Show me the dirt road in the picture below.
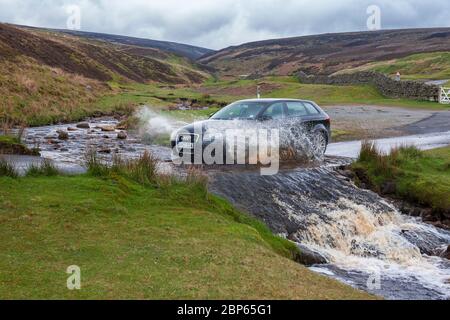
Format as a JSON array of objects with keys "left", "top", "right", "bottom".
[{"left": 323, "top": 105, "right": 450, "bottom": 141}]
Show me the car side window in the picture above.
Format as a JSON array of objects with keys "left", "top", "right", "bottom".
[
  {"left": 263, "top": 102, "right": 285, "bottom": 119},
  {"left": 304, "top": 102, "right": 320, "bottom": 115},
  {"left": 286, "top": 102, "right": 308, "bottom": 117}
]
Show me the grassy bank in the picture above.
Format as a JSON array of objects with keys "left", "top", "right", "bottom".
[
  {"left": 0, "top": 135, "right": 39, "bottom": 156},
  {"left": 352, "top": 144, "right": 450, "bottom": 213},
  {"left": 0, "top": 156, "right": 372, "bottom": 300}
]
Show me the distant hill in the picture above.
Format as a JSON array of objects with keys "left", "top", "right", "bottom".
[
  {"left": 199, "top": 28, "right": 450, "bottom": 77},
  {"left": 334, "top": 51, "right": 450, "bottom": 81},
  {"left": 0, "top": 23, "right": 210, "bottom": 84},
  {"left": 0, "top": 23, "right": 210, "bottom": 125},
  {"left": 27, "top": 27, "right": 214, "bottom": 60}
]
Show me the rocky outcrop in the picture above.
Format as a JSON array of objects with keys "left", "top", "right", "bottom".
[
  {"left": 297, "top": 71, "right": 440, "bottom": 101},
  {"left": 296, "top": 244, "right": 328, "bottom": 266}
]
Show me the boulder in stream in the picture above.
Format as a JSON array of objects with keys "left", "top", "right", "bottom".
[
  {"left": 76, "top": 122, "right": 90, "bottom": 129},
  {"left": 57, "top": 130, "right": 69, "bottom": 141},
  {"left": 117, "top": 131, "right": 128, "bottom": 140},
  {"left": 100, "top": 125, "right": 116, "bottom": 132}
]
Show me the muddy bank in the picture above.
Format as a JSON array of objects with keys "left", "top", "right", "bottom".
[{"left": 0, "top": 138, "right": 40, "bottom": 156}]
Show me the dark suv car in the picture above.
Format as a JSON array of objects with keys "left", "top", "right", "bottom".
[{"left": 171, "top": 99, "right": 331, "bottom": 162}]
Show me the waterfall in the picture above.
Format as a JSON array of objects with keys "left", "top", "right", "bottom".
[{"left": 209, "top": 164, "right": 450, "bottom": 299}]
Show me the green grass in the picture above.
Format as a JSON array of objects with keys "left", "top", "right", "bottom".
[
  {"left": 340, "top": 52, "right": 450, "bottom": 81},
  {"left": 0, "top": 155, "right": 373, "bottom": 299},
  {"left": 331, "top": 129, "right": 355, "bottom": 142},
  {"left": 162, "top": 107, "right": 220, "bottom": 122},
  {"left": 0, "top": 135, "right": 20, "bottom": 144},
  {"left": 352, "top": 144, "right": 450, "bottom": 212}
]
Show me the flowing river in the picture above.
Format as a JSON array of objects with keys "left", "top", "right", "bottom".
[
  {"left": 209, "top": 166, "right": 450, "bottom": 300},
  {"left": 11, "top": 116, "right": 450, "bottom": 300}
]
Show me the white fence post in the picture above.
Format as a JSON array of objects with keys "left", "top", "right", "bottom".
[{"left": 439, "top": 87, "right": 450, "bottom": 104}]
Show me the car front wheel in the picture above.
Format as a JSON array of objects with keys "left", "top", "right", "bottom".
[{"left": 311, "top": 131, "right": 328, "bottom": 157}]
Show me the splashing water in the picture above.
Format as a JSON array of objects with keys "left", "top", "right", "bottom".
[
  {"left": 135, "top": 106, "right": 187, "bottom": 143},
  {"left": 183, "top": 117, "right": 322, "bottom": 163},
  {"left": 209, "top": 166, "right": 450, "bottom": 300},
  {"left": 297, "top": 199, "right": 450, "bottom": 299}
]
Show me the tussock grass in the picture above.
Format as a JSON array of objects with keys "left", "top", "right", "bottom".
[
  {"left": 0, "top": 158, "right": 18, "bottom": 178},
  {"left": 111, "top": 152, "right": 158, "bottom": 187},
  {"left": 85, "top": 149, "right": 158, "bottom": 186},
  {"left": 84, "top": 147, "right": 110, "bottom": 177},
  {"left": 26, "top": 159, "right": 60, "bottom": 177},
  {"left": 184, "top": 166, "right": 209, "bottom": 196},
  {"left": 85, "top": 149, "right": 209, "bottom": 191}
]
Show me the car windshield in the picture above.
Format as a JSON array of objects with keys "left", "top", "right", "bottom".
[{"left": 211, "top": 102, "right": 267, "bottom": 120}]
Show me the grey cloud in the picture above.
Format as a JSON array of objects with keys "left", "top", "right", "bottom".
[{"left": 0, "top": 0, "right": 449, "bottom": 49}]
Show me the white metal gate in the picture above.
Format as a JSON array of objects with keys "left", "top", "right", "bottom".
[{"left": 439, "top": 87, "right": 450, "bottom": 104}]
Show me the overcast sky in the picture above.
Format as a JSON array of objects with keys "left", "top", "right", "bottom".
[{"left": 0, "top": 0, "right": 449, "bottom": 49}]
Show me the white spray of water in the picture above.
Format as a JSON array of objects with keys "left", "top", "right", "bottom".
[
  {"left": 135, "top": 106, "right": 187, "bottom": 140},
  {"left": 199, "top": 118, "right": 321, "bottom": 163},
  {"left": 294, "top": 198, "right": 450, "bottom": 298}
]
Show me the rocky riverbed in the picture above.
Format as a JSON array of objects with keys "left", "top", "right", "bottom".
[{"left": 20, "top": 116, "right": 173, "bottom": 169}]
